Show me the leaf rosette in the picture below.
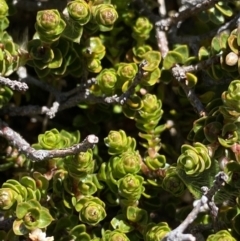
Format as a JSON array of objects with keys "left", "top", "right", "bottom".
[
  {"left": 32, "top": 129, "right": 80, "bottom": 150},
  {"left": 132, "top": 44, "right": 152, "bottom": 63},
  {"left": 222, "top": 80, "right": 240, "bottom": 112},
  {"left": 206, "top": 230, "right": 236, "bottom": 241},
  {"left": 145, "top": 222, "right": 171, "bottom": 241},
  {"left": 117, "top": 174, "right": 144, "bottom": 201},
  {"left": 67, "top": 0, "right": 91, "bottom": 25},
  {"left": 35, "top": 10, "right": 66, "bottom": 43},
  {"left": 220, "top": 80, "right": 240, "bottom": 121},
  {"left": 104, "top": 130, "right": 136, "bottom": 155},
  {"left": 64, "top": 149, "right": 95, "bottom": 178},
  {"left": 218, "top": 123, "right": 238, "bottom": 147},
  {"left": 13, "top": 199, "right": 53, "bottom": 235},
  {"left": 0, "top": 188, "right": 18, "bottom": 210},
  {"left": 96, "top": 68, "right": 117, "bottom": 95},
  {"left": 0, "top": 0, "right": 8, "bottom": 19},
  {"left": 162, "top": 167, "right": 186, "bottom": 196},
  {"left": 145, "top": 154, "right": 166, "bottom": 170},
  {"left": 82, "top": 37, "right": 106, "bottom": 60},
  {"left": 135, "top": 94, "right": 163, "bottom": 132},
  {"left": 109, "top": 150, "right": 141, "bottom": 179},
  {"left": 75, "top": 197, "right": 106, "bottom": 225},
  {"left": 126, "top": 206, "right": 148, "bottom": 224},
  {"left": 177, "top": 142, "right": 211, "bottom": 176},
  {"left": 77, "top": 174, "right": 100, "bottom": 196},
  {"left": 92, "top": 4, "right": 118, "bottom": 31},
  {"left": 132, "top": 17, "right": 153, "bottom": 41},
  {"left": 103, "top": 230, "right": 130, "bottom": 241},
  {"left": 115, "top": 62, "right": 138, "bottom": 81}
]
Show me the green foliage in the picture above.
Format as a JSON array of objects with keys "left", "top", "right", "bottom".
[
  {"left": 35, "top": 10, "right": 66, "bottom": 44},
  {"left": 145, "top": 222, "right": 171, "bottom": 241},
  {"left": 198, "top": 2, "right": 233, "bottom": 25},
  {"left": 117, "top": 173, "right": 144, "bottom": 201},
  {"left": 102, "top": 230, "right": 130, "bottom": 241},
  {"left": 64, "top": 149, "right": 95, "bottom": 178},
  {"left": 1, "top": 0, "right": 240, "bottom": 240},
  {"left": 96, "top": 68, "right": 117, "bottom": 95},
  {"left": 132, "top": 17, "right": 153, "bottom": 41},
  {"left": 32, "top": 128, "right": 80, "bottom": 150},
  {"left": 206, "top": 230, "right": 236, "bottom": 241},
  {"left": 0, "top": 86, "right": 12, "bottom": 107},
  {"left": 220, "top": 80, "right": 240, "bottom": 122},
  {"left": 66, "top": 0, "right": 91, "bottom": 25},
  {"left": 177, "top": 142, "right": 211, "bottom": 177},
  {"left": 75, "top": 196, "right": 106, "bottom": 225},
  {"left": 104, "top": 129, "right": 136, "bottom": 155},
  {"left": 92, "top": 4, "right": 118, "bottom": 31},
  {"left": 13, "top": 199, "right": 53, "bottom": 235}
]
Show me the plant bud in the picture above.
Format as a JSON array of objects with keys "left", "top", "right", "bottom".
[{"left": 225, "top": 52, "right": 238, "bottom": 66}]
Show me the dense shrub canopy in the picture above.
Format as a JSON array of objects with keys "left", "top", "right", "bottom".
[{"left": 0, "top": 0, "right": 240, "bottom": 240}]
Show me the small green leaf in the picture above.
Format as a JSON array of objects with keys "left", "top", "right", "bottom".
[
  {"left": 20, "top": 177, "right": 36, "bottom": 191},
  {"left": 186, "top": 73, "right": 197, "bottom": 87},
  {"left": 237, "top": 27, "right": 240, "bottom": 47},
  {"left": 62, "top": 21, "right": 83, "bottom": 43},
  {"left": 141, "top": 68, "right": 161, "bottom": 86},
  {"left": 163, "top": 51, "right": 183, "bottom": 70},
  {"left": 13, "top": 219, "right": 28, "bottom": 235},
  {"left": 70, "top": 224, "right": 86, "bottom": 236},
  {"left": 111, "top": 214, "right": 134, "bottom": 233},
  {"left": 219, "top": 32, "right": 229, "bottom": 49},
  {"left": 34, "top": 66, "right": 50, "bottom": 78},
  {"left": 174, "top": 45, "right": 189, "bottom": 62},
  {"left": 211, "top": 36, "right": 221, "bottom": 53},
  {"left": 16, "top": 202, "right": 31, "bottom": 219},
  {"left": 215, "top": 2, "right": 233, "bottom": 17},
  {"left": 228, "top": 32, "right": 238, "bottom": 53},
  {"left": 177, "top": 159, "right": 219, "bottom": 198},
  {"left": 48, "top": 48, "right": 63, "bottom": 69},
  {"left": 142, "top": 51, "right": 161, "bottom": 71},
  {"left": 209, "top": 7, "right": 224, "bottom": 25},
  {"left": 126, "top": 206, "right": 148, "bottom": 224},
  {"left": 198, "top": 46, "right": 210, "bottom": 61},
  {"left": 38, "top": 209, "right": 54, "bottom": 228}
]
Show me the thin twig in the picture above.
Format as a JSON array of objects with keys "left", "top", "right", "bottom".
[
  {"left": 0, "top": 119, "right": 98, "bottom": 162},
  {"left": 162, "top": 172, "right": 228, "bottom": 241},
  {"left": 175, "top": 55, "right": 220, "bottom": 73},
  {"left": 0, "top": 61, "right": 147, "bottom": 117},
  {"left": 44, "top": 101, "right": 60, "bottom": 119},
  {"left": 0, "top": 76, "right": 28, "bottom": 91},
  {"left": 22, "top": 74, "right": 66, "bottom": 102},
  {"left": 155, "top": 0, "right": 234, "bottom": 31},
  {"left": 132, "top": 0, "right": 169, "bottom": 57},
  {"left": 171, "top": 56, "right": 220, "bottom": 116}
]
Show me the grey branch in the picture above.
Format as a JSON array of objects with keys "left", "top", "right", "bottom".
[
  {"left": 162, "top": 172, "right": 228, "bottom": 241},
  {"left": 171, "top": 56, "right": 220, "bottom": 116},
  {"left": 171, "top": 65, "right": 206, "bottom": 117},
  {"left": 0, "top": 119, "right": 98, "bottom": 162},
  {"left": 173, "top": 55, "right": 220, "bottom": 73},
  {"left": 155, "top": 0, "right": 231, "bottom": 31},
  {"left": 0, "top": 61, "right": 147, "bottom": 117},
  {"left": 43, "top": 101, "right": 60, "bottom": 118},
  {"left": 0, "top": 76, "right": 28, "bottom": 91}
]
